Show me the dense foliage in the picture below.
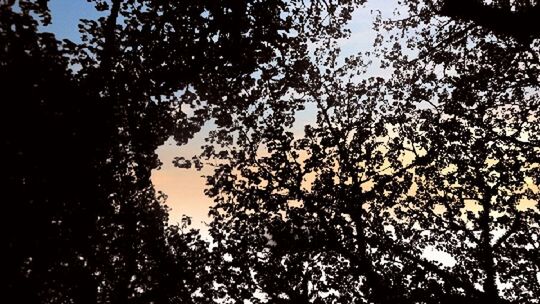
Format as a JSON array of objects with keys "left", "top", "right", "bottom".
[
  {"left": 2, "top": 0, "right": 539, "bottom": 303},
  {"left": 2, "top": 0, "right": 362, "bottom": 303},
  {"left": 202, "top": 0, "right": 540, "bottom": 303}
]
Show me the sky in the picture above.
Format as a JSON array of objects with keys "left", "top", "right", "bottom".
[
  {"left": 44, "top": 0, "right": 399, "bottom": 230},
  {"left": 28, "top": 0, "right": 540, "bottom": 277},
  {"left": 41, "top": 0, "right": 505, "bottom": 267},
  {"left": 42, "top": 0, "right": 102, "bottom": 42},
  {"left": 151, "top": 0, "right": 399, "bottom": 231}
]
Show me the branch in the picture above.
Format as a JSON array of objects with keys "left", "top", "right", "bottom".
[
  {"left": 439, "top": 0, "right": 540, "bottom": 44},
  {"left": 493, "top": 211, "right": 522, "bottom": 249},
  {"left": 101, "top": 0, "right": 121, "bottom": 74},
  {"left": 365, "top": 233, "right": 511, "bottom": 302}
]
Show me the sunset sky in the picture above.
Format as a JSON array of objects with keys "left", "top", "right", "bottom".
[
  {"left": 151, "top": 1, "right": 400, "bottom": 229},
  {"left": 39, "top": 0, "right": 540, "bottom": 270},
  {"left": 45, "top": 0, "right": 398, "bottom": 230}
]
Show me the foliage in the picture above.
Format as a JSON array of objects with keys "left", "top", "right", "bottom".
[
  {"left": 3, "top": 0, "right": 539, "bottom": 303},
  {"left": 2, "top": 0, "right": 364, "bottom": 303},
  {"left": 201, "top": 1, "right": 540, "bottom": 303}
]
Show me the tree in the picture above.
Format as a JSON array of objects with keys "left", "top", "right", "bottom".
[
  {"left": 202, "top": 44, "right": 432, "bottom": 302},
  {"left": 2, "top": 0, "right": 365, "bottom": 303},
  {"left": 1, "top": 2, "right": 177, "bottom": 301},
  {"left": 380, "top": 12, "right": 540, "bottom": 302},
  {"left": 202, "top": 0, "right": 540, "bottom": 302},
  {"left": 437, "top": 0, "right": 540, "bottom": 44},
  {"left": 378, "top": 2, "right": 540, "bottom": 301}
]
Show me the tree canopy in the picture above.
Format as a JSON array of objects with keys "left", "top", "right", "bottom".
[
  {"left": 3, "top": 0, "right": 539, "bottom": 303},
  {"left": 201, "top": 1, "right": 540, "bottom": 303}
]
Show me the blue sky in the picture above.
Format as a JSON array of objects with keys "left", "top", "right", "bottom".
[{"left": 42, "top": 0, "right": 101, "bottom": 43}]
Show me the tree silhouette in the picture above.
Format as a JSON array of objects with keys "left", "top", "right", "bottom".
[
  {"left": 380, "top": 14, "right": 540, "bottom": 302},
  {"left": 437, "top": 0, "right": 540, "bottom": 44},
  {"left": 202, "top": 45, "right": 427, "bottom": 302},
  {"left": 202, "top": 1, "right": 540, "bottom": 302},
  {"left": 2, "top": 2, "right": 175, "bottom": 302},
  {"left": 2, "top": 0, "right": 364, "bottom": 303},
  {"left": 4, "top": 0, "right": 539, "bottom": 303}
]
